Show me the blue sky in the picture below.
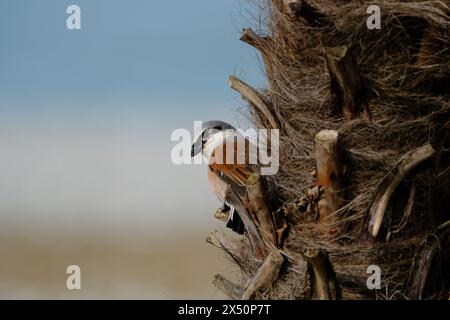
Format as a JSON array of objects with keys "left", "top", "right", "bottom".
[
  {"left": 0, "top": 0, "right": 264, "bottom": 124},
  {"left": 0, "top": 0, "right": 265, "bottom": 235},
  {"left": 0, "top": 0, "right": 269, "bottom": 299}
]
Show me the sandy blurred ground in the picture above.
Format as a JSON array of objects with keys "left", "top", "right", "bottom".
[
  {"left": 0, "top": 129, "right": 243, "bottom": 299},
  {"left": 0, "top": 230, "right": 238, "bottom": 299}
]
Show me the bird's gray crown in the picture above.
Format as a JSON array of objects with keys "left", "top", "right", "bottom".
[{"left": 191, "top": 120, "right": 235, "bottom": 157}]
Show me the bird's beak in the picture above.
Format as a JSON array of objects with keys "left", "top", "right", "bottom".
[{"left": 191, "top": 138, "right": 203, "bottom": 157}]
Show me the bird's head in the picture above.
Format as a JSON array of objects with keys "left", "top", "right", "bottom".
[{"left": 191, "top": 120, "right": 234, "bottom": 157}]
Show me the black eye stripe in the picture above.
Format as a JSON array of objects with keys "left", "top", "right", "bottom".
[{"left": 202, "top": 127, "right": 220, "bottom": 141}]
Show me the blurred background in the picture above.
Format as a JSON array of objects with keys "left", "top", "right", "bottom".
[{"left": 0, "top": 0, "right": 265, "bottom": 298}]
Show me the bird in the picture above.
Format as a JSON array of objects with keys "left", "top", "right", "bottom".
[{"left": 191, "top": 120, "right": 258, "bottom": 235}]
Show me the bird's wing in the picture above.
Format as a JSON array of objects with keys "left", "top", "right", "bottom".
[
  {"left": 209, "top": 133, "right": 259, "bottom": 197},
  {"left": 210, "top": 166, "right": 246, "bottom": 199}
]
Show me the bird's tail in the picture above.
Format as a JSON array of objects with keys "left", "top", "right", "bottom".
[{"left": 224, "top": 202, "right": 245, "bottom": 235}]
